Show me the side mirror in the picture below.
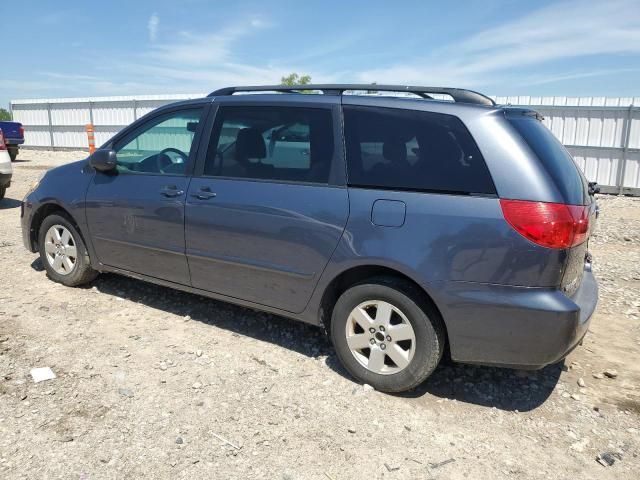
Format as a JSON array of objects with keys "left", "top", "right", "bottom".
[{"left": 89, "top": 149, "right": 117, "bottom": 172}]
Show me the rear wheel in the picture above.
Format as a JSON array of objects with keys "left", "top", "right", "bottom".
[
  {"left": 330, "top": 277, "right": 445, "bottom": 393},
  {"left": 0, "top": 187, "right": 5, "bottom": 199},
  {"left": 38, "top": 214, "right": 98, "bottom": 286},
  {"left": 8, "top": 147, "right": 18, "bottom": 162}
]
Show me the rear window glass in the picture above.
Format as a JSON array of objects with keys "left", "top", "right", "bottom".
[
  {"left": 343, "top": 105, "right": 495, "bottom": 195},
  {"left": 507, "top": 115, "right": 588, "bottom": 205}
]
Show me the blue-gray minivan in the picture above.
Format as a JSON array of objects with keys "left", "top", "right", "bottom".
[{"left": 21, "top": 85, "right": 598, "bottom": 392}]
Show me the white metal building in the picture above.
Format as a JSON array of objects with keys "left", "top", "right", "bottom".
[{"left": 10, "top": 93, "right": 640, "bottom": 195}]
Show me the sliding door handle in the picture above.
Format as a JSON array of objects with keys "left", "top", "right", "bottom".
[
  {"left": 191, "top": 190, "right": 217, "bottom": 200},
  {"left": 160, "top": 186, "right": 184, "bottom": 197}
]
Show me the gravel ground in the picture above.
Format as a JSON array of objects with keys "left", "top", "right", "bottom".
[{"left": 1, "top": 150, "right": 639, "bottom": 479}]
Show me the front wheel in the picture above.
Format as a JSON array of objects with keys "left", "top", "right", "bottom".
[
  {"left": 38, "top": 214, "right": 98, "bottom": 286},
  {"left": 330, "top": 278, "right": 445, "bottom": 393},
  {"left": 0, "top": 186, "right": 5, "bottom": 200}
]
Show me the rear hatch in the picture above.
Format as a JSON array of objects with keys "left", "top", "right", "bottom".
[
  {"left": 0, "top": 121, "right": 24, "bottom": 143},
  {"left": 504, "top": 111, "right": 595, "bottom": 296}
]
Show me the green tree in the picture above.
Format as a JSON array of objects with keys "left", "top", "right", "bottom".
[
  {"left": 0, "top": 108, "right": 11, "bottom": 121},
  {"left": 280, "top": 73, "right": 312, "bottom": 86}
]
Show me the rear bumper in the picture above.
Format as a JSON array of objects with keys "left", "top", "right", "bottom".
[
  {"left": 6, "top": 139, "right": 24, "bottom": 146},
  {"left": 432, "top": 263, "right": 598, "bottom": 369}
]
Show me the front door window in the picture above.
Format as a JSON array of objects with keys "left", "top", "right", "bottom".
[{"left": 114, "top": 108, "right": 203, "bottom": 175}]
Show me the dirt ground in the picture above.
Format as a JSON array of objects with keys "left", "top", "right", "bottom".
[{"left": 1, "top": 150, "right": 639, "bottom": 480}]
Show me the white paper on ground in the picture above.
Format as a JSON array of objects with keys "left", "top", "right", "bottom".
[{"left": 30, "top": 367, "right": 56, "bottom": 383}]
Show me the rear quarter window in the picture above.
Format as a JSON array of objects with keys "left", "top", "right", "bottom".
[
  {"left": 507, "top": 114, "right": 588, "bottom": 205},
  {"left": 343, "top": 105, "right": 495, "bottom": 195}
]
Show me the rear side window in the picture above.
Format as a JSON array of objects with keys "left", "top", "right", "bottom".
[
  {"left": 343, "top": 105, "right": 495, "bottom": 195},
  {"left": 204, "top": 106, "right": 334, "bottom": 184},
  {"left": 507, "top": 115, "right": 588, "bottom": 205}
]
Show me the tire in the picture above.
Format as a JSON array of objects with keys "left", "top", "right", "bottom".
[
  {"left": 330, "top": 277, "right": 445, "bottom": 393},
  {"left": 8, "top": 147, "right": 17, "bottom": 162},
  {"left": 0, "top": 187, "right": 5, "bottom": 200},
  {"left": 38, "top": 213, "right": 98, "bottom": 287}
]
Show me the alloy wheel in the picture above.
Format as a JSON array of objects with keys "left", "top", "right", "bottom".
[
  {"left": 345, "top": 300, "right": 416, "bottom": 375},
  {"left": 44, "top": 225, "right": 78, "bottom": 275}
]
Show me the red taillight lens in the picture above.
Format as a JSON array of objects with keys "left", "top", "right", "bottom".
[
  {"left": 19, "top": 126, "right": 24, "bottom": 137},
  {"left": 0, "top": 129, "right": 6, "bottom": 150},
  {"left": 500, "top": 199, "right": 589, "bottom": 249}
]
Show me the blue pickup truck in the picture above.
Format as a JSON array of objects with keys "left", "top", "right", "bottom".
[{"left": 0, "top": 121, "right": 24, "bottom": 161}]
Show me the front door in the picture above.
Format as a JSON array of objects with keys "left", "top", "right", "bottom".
[
  {"left": 185, "top": 101, "right": 349, "bottom": 313},
  {"left": 85, "top": 106, "right": 205, "bottom": 284}
]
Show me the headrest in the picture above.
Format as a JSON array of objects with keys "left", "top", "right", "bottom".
[
  {"left": 383, "top": 139, "right": 407, "bottom": 163},
  {"left": 236, "top": 128, "right": 266, "bottom": 161},
  {"left": 418, "top": 127, "right": 462, "bottom": 163}
]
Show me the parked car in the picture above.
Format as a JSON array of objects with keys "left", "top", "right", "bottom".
[
  {"left": 0, "top": 129, "right": 13, "bottom": 199},
  {"left": 21, "top": 84, "right": 598, "bottom": 392},
  {"left": 0, "top": 120, "right": 24, "bottom": 161}
]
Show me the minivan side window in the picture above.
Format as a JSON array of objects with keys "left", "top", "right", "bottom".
[
  {"left": 203, "top": 106, "right": 334, "bottom": 184},
  {"left": 343, "top": 105, "right": 495, "bottom": 195},
  {"left": 113, "top": 108, "right": 204, "bottom": 176}
]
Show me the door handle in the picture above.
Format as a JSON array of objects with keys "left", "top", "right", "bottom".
[
  {"left": 190, "top": 187, "right": 217, "bottom": 200},
  {"left": 160, "top": 186, "right": 184, "bottom": 197},
  {"left": 191, "top": 190, "right": 217, "bottom": 200}
]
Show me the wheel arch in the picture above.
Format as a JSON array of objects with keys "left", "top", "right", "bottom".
[
  {"left": 29, "top": 202, "right": 85, "bottom": 252},
  {"left": 317, "top": 264, "right": 449, "bottom": 348}
]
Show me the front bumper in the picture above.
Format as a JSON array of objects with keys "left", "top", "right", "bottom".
[
  {"left": 0, "top": 173, "right": 11, "bottom": 188},
  {"left": 21, "top": 194, "right": 37, "bottom": 252},
  {"left": 433, "top": 263, "right": 598, "bottom": 369}
]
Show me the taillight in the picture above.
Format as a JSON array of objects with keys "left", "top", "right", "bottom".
[
  {"left": 500, "top": 199, "right": 589, "bottom": 249},
  {"left": 0, "top": 129, "right": 6, "bottom": 151},
  {"left": 19, "top": 126, "right": 24, "bottom": 137}
]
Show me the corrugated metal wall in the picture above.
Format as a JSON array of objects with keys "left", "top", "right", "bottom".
[
  {"left": 10, "top": 94, "right": 640, "bottom": 194},
  {"left": 493, "top": 96, "right": 640, "bottom": 193},
  {"left": 11, "top": 94, "right": 204, "bottom": 149}
]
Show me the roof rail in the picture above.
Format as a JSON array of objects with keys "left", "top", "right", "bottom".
[{"left": 208, "top": 84, "right": 496, "bottom": 106}]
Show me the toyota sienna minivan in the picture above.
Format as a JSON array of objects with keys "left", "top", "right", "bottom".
[{"left": 21, "top": 84, "right": 598, "bottom": 392}]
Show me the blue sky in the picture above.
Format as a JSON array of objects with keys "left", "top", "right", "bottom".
[{"left": 2, "top": 0, "right": 640, "bottom": 108}]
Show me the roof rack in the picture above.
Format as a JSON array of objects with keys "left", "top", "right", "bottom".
[{"left": 208, "top": 84, "right": 496, "bottom": 106}]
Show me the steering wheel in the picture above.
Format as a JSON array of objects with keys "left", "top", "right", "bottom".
[{"left": 157, "top": 147, "right": 188, "bottom": 173}]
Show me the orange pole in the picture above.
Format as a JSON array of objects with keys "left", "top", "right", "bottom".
[{"left": 85, "top": 124, "right": 96, "bottom": 154}]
